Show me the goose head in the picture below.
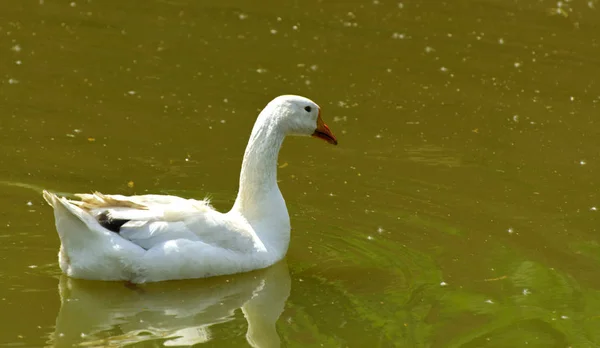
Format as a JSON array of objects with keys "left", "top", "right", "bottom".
[{"left": 265, "top": 95, "right": 338, "bottom": 145}]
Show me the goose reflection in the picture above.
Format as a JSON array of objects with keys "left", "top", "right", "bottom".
[{"left": 49, "top": 260, "right": 290, "bottom": 347}]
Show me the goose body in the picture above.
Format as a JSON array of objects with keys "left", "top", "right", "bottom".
[{"left": 43, "top": 95, "right": 337, "bottom": 283}]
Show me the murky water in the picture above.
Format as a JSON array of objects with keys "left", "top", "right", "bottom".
[{"left": 1, "top": 0, "right": 600, "bottom": 346}]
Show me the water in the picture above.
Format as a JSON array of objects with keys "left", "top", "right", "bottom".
[{"left": 1, "top": 0, "right": 600, "bottom": 346}]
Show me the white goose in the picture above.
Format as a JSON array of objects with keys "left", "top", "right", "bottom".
[{"left": 43, "top": 95, "right": 337, "bottom": 283}]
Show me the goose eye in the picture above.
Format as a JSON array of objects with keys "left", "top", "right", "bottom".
[{"left": 304, "top": 106, "right": 312, "bottom": 112}]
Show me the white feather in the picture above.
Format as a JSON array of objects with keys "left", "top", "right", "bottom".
[{"left": 43, "top": 95, "right": 335, "bottom": 283}]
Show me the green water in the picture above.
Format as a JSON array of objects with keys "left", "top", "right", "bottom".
[{"left": 1, "top": 0, "right": 600, "bottom": 346}]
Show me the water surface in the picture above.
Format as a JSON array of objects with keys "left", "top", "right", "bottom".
[{"left": 1, "top": 0, "right": 600, "bottom": 346}]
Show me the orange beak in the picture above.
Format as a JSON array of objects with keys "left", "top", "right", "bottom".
[{"left": 312, "top": 110, "right": 338, "bottom": 145}]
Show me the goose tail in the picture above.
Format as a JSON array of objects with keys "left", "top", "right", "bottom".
[
  {"left": 43, "top": 190, "right": 108, "bottom": 246},
  {"left": 42, "top": 190, "right": 144, "bottom": 281}
]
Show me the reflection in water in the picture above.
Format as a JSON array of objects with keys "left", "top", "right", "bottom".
[{"left": 48, "top": 261, "right": 290, "bottom": 347}]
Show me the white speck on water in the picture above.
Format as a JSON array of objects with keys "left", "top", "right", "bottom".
[
  {"left": 256, "top": 68, "right": 267, "bottom": 74},
  {"left": 561, "top": 315, "right": 569, "bottom": 320},
  {"left": 514, "top": 62, "right": 521, "bottom": 68},
  {"left": 377, "top": 226, "right": 385, "bottom": 233},
  {"left": 70, "top": 1, "right": 76, "bottom": 7},
  {"left": 512, "top": 115, "right": 519, "bottom": 122},
  {"left": 440, "top": 281, "right": 447, "bottom": 287},
  {"left": 8, "top": 78, "right": 19, "bottom": 85},
  {"left": 398, "top": 2, "right": 404, "bottom": 9},
  {"left": 498, "top": 38, "right": 505, "bottom": 44},
  {"left": 73, "top": 129, "right": 82, "bottom": 134},
  {"left": 11, "top": 44, "right": 22, "bottom": 52},
  {"left": 580, "top": 160, "right": 587, "bottom": 165},
  {"left": 386, "top": 68, "right": 392, "bottom": 73},
  {"left": 392, "top": 32, "right": 405, "bottom": 39},
  {"left": 15, "top": 60, "right": 22, "bottom": 65},
  {"left": 292, "top": 25, "right": 299, "bottom": 30},
  {"left": 28, "top": 265, "right": 37, "bottom": 269},
  {"left": 66, "top": 134, "right": 75, "bottom": 138},
  {"left": 127, "top": 90, "right": 136, "bottom": 95},
  {"left": 310, "top": 64, "right": 318, "bottom": 71},
  {"left": 570, "top": 96, "right": 575, "bottom": 101},
  {"left": 367, "top": 235, "right": 374, "bottom": 240},
  {"left": 80, "top": 333, "right": 87, "bottom": 338},
  {"left": 440, "top": 67, "right": 448, "bottom": 72},
  {"left": 329, "top": 192, "right": 335, "bottom": 197},
  {"left": 26, "top": 201, "right": 33, "bottom": 206},
  {"left": 424, "top": 46, "right": 435, "bottom": 53},
  {"left": 590, "top": 206, "right": 597, "bottom": 211},
  {"left": 270, "top": 29, "right": 278, "bottom": 34},
  {"left": 220, "top": 119, "right": 226, "bottom": 124},
  {"left": 522, "top": 288, "right": 531, "bottom": 295},
  {"left": 507, "top": 227, "right": 514, "bottom": 234},
  {"left": 305, "top": 80, "right": 311, "bottom": 85},
  {"left": 485, "top": 299, "right": 494, "bottom": 304},
  {"left": 375, "top": 134, "right": 382, "bottom": 139},
  {"left": 223, "top": 98, "right": 228, "bottom": 103},
  {"left": 238, "top": 13, "right": 248, "bottom": 20}
]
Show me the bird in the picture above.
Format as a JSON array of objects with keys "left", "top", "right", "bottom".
[{"left": 43, "top": 95, "right": 338, "bottom": 283}]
